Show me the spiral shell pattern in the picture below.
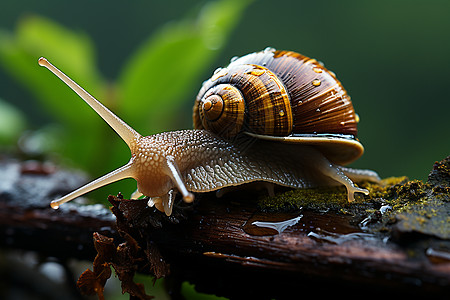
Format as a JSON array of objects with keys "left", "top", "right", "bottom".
[{"left": 193, "top": 48, "right": 358, "bottom": 140}]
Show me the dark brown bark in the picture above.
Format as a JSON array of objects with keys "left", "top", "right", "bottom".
[{"left": 0, "top": 157, "right": 449, "bottom": 299}]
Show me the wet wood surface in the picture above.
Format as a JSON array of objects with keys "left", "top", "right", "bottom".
[
  {"left": 0, "top": 158, "right": 449, "bottom": 298},
  {"left": 116, "top": 195, "right": 449, "bottom": 298}
]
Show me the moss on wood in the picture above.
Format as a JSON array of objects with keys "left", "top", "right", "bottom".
[{"left": 258, "top": 157, "right": 450, "bottom": 240}]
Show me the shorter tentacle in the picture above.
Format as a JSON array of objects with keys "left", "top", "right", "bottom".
[
  {"left": 148, "top": 190, "right": 177, "bottom": 216},
  {"left": 165, "top": 156, "right": 194, "bottom": 203}
]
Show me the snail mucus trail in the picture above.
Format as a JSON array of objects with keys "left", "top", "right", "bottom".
[{"left": 38, "top": 49, "right": 379, "bottom": 216}]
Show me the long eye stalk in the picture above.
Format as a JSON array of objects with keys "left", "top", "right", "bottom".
[
  {"left": 38, "top": 57, "right": 141, "bottom": 148},
  {"left": 38, "top": 57, "right": 141, "bottom": 209}
]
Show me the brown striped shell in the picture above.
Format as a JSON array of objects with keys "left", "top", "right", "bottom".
[{"left": 193, "top": 48, "right": 364, "bottom": 165}]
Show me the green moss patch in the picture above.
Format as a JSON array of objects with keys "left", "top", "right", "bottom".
[{"left": 258, "top": 156, "right": 450, "bottom": 240}]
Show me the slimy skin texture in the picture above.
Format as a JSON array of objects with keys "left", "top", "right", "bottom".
[{"left": 131, "top": 129, "right": 378, "bottom": 215}]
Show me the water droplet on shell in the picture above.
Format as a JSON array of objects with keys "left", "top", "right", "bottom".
[
  {"left": 312, "top": 79, "right": 321, "bottom": 86},
  {"left": 248, "top": 68, "right": 265, "bottom": 76},
  {"left": 313, "top": 67, "right": 322, "bottom": 73}
]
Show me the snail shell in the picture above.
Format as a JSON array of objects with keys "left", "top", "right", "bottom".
[{"left": 193, "top": 48, "right": 363, "bottom": 165}]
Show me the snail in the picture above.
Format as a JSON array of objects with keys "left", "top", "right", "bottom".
[{"left": 38, "top": 48, "right": 379, "bottom": 216}]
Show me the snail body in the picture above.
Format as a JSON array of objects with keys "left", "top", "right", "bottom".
[{"left": 38, "top": 48, "right": 379, "bottom": 216}]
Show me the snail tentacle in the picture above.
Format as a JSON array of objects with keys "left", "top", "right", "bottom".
[
  {"left": 148, "top": 194, "right": 170, "bottom": 215},
  {"left": 50, "top": 160, "right": 135, "bottom": 209},
  {"left": 38, "top": 57, "right": 141, "bottom": 148},
  {"left": 151, "top": 189, "right": 177, "bottom": 216},
  {"left": 165, "top": 155, "right": 194, "bottom": 204}
]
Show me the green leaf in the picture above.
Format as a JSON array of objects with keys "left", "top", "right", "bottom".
[
  {"left": 0, "top": 16, "right": 107, "bottom": 167},
  {"left": 118, "top": 0, "right": 253, "bottom": 135},
  {"left": 0, "top": 98, "right": 26, "bottom": 144},
  {"left": 0, "top": 16, "right": 105, "bottom": 127}
]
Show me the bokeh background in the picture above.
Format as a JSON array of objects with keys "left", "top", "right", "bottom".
[
  {"left": 1, "top": 0, "right": 449, "bottom": 193},
  {"left": 0, "top": 0, "right": 449, "bottom": 299}
]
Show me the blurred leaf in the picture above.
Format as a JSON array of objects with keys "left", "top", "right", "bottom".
[
  {"left": 0, "top": 98, "right": 26, "bottom": 144},
  {"left": 118, "top": 0, "right": 253, "bottom": 135},
  {"left": 0, "top": 16, "right": 107, "bottom": 167},
  {"left": 0, "top": 16, "right": 105, "bottom": 127},
  {"left": 17, "top": 125, "right": 63, "bottom": 157}
]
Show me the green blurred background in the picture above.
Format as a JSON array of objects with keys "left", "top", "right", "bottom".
[
  {"left": 0, "top": 0, "right": 449, "bottom": 298},
  {"left": 0, "top": 0, "right": 449, "bottom": 193}
]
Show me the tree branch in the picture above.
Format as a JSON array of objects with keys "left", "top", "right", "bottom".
[{"left": 0, "top": 157, "right": 449, "bottom": 298}]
